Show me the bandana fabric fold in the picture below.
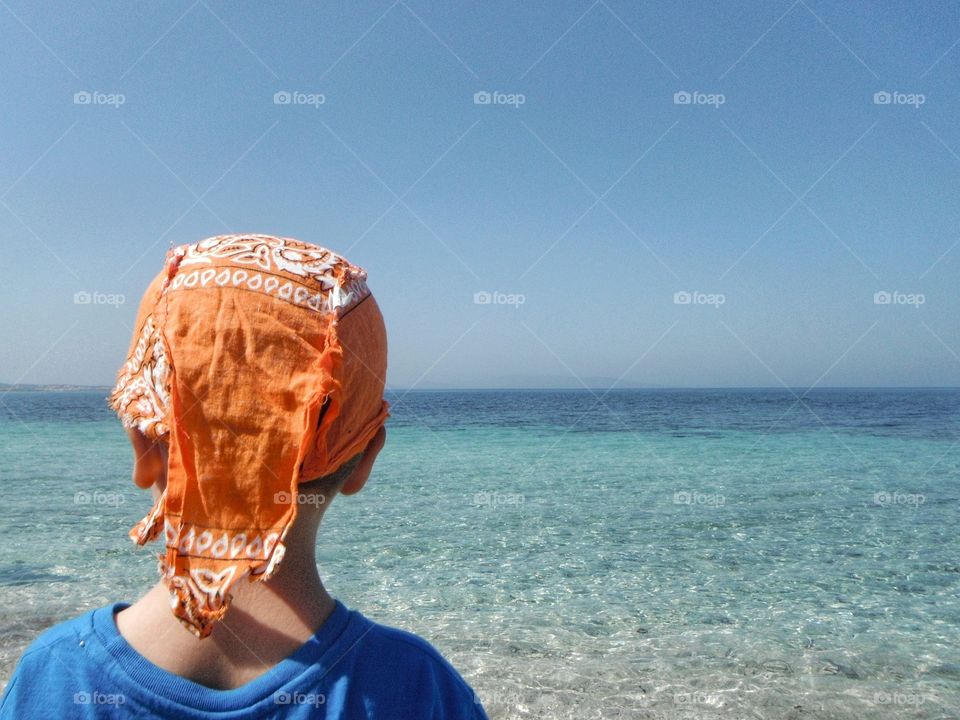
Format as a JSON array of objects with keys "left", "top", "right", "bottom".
[{"left": 108, "top": 235, "right": 389, "bottom": 637}]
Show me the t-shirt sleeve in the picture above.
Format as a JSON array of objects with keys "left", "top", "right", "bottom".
[
  {"left": 0, "top": 675, "right": 21, "bottom": 719},
  {"left": 358, "top": 625, "right": 490, "bottom": 720},
  {"left": 0, "top": 623, "right": 125, "bottom": 720},
  {"left": 0, "top": 645, "right": 105, "bottom": 720},
  {"left": 422, "top": 654, "right": 489, "bottom": 720},
  {"left": 1, "top": 640, "right": 58, "bottom": 719}
]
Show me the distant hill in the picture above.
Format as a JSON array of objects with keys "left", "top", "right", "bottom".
[
  {"left": 0, "top": 383, "right": 112, "bottom": 393},
  {"left": 386, "top": 375, "right": 666, "bottom": 391}
]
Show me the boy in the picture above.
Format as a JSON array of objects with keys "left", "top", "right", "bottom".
[{"left": 0, "top": 235, "right": 488, "bottom": 719}]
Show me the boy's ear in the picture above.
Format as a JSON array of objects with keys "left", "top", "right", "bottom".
[
  {"left": 125, "top": 426, "right": 167, "bottom": 490},
  {"left": 340, "top": 426, "right": 386, "bottom": 496}
]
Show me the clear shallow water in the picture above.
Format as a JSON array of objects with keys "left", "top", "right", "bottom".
[{"left": 1, "top": 389, "right": 958, "bottom": 719}]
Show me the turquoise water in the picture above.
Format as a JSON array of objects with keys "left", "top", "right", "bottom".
[{"left": 1, "top": 389, "right": 958, "bottom": 718}]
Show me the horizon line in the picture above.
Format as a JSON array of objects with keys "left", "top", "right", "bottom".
[{"left": 2, "top": 382, "right": 959, "bottom": 393}]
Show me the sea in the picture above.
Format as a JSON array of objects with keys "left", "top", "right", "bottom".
[{"left": 0, "top": 388, "right": 958, "bottom": 719}]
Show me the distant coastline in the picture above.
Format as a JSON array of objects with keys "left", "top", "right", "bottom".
[
  {"left": 2, "top": 383, "right": 958, "bottom": 393},
  {"left": 0, "top": 383, "right": 112, "bottom": 393}
]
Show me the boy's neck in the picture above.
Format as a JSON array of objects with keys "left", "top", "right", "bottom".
[{"left": 115, "top": 547, "right": 335, "bottom": 690}]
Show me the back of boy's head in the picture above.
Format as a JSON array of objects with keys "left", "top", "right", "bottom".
[{"left": 108, "top": 235, "right": 389, "bottom": 638}]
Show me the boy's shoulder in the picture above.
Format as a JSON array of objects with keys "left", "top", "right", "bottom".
[
  {"left": 343, "top": 609, "right": 484, "bottom": 706},
  {"left": 0, "top": 607, "right": 114, "bottom": 718},
  {"left": 2, "top": 603, "right": 489, "bottom": 719},
  {"left": 17, "top": 606, "right": 98, "bottom": 663},
  {"left": 362, "top": 616, "right": 460, "bottom": 666},
  {"left": 14, "top": 604, "right": 472, "bottom": 684}
]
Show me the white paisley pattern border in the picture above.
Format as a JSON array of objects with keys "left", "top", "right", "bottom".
[
  {"left": 109, "top": 315, "right": 171, "bottom": 439},
  {"left": 171, "top": 235, "right": 370, "bottom": 314},
  {"left": 109, "top": 235, "right": 369, "bottom": 440}
]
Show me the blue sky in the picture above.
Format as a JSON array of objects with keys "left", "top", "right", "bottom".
[{"left": 1, "top": 1, "right": 958, "bottom": 389}]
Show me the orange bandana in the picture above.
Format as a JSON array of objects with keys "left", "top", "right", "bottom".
[{"left": 108, "top": 234, "right": 389, "bottom": 637}]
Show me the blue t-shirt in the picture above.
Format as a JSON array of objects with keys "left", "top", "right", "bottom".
[{"left": 0, "top": 601, "right": 488, "bottom": 719}]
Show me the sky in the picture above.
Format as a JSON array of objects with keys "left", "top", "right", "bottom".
[{"left": 0, "top": 0, "right": 958, "bottom": 389}]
